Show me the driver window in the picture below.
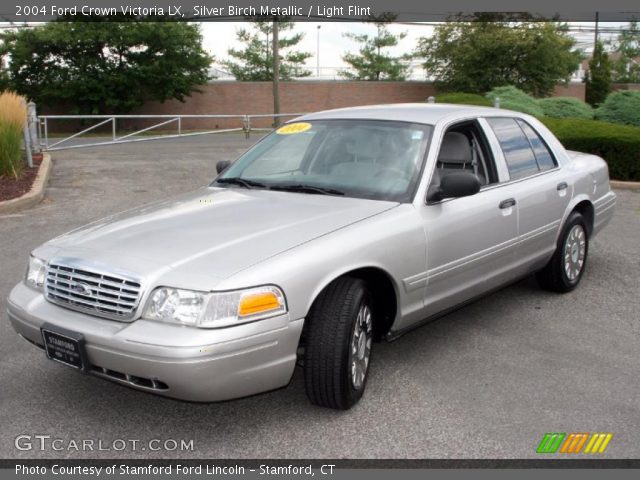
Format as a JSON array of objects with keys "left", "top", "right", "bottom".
[{"left": 432, "top": 121, "right": 499, "bottom": 189}]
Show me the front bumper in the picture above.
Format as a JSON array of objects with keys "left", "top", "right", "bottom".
[{"left": 7, "top": 282, "right": 304, "bottom": 402}]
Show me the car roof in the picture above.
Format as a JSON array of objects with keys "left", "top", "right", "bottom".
[{"left": 295, "top": 103, "right": 511, "bottom": 125}]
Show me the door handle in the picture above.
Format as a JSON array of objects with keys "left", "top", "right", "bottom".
[
  {"left": 499, "top": 198, "right": 516, "bottom": 209},
  {"left": 557, "top": 182, "right": 568, "bottom": 191}
]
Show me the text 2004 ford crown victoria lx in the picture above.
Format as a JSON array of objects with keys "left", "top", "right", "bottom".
[{"left": 8, "top": 104, "right": 616, "bottom": 409}]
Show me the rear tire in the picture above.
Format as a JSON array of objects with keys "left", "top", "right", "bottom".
[
  {"left": 303, "top": 277, "right": 373, "bottom": 410},
  {"left": 536, "top": 211, "right": 589, "bottom": 293}
]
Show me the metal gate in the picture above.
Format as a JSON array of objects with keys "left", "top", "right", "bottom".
[{"left": 36, "top": 113, "right": 305, "bottom": 151}]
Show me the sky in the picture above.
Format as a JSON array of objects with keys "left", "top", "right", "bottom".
[
  {"left": 199, "top": 22, "right": 433, "bottom": 78},
  {"left": 198, "top": 21, "right": 626, "bottom": 79}
]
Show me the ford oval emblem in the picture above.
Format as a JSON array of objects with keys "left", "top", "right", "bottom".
[{"left": 72, "top": 282, "right": 92, "bottom": 296}]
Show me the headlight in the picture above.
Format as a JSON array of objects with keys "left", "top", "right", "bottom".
[
  {"left": 142, "top": 285, "right": 287, "bottom": 328},
  {"left": 25, "top": 255, "right": 47, "bottom": 290}
]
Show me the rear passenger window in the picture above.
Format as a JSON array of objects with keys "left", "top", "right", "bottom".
[
  {"left": 517, "top": 120, "right": 557, "bottom": 171},
  {"left": 486, "top": 117, "right": 539, "bottom": 179}
]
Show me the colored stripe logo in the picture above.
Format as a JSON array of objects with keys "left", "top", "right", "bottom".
[{"left": 537, "top": 433, "right": 613, "bottom": 454}]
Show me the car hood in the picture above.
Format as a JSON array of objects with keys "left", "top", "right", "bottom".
[{"left": 46, "top": 187, "right": 398, "bottom": 289}]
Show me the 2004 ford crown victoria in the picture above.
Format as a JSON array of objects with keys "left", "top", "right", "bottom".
[{"left": 8, "top": 104, "right": 616, "bottom": 409}]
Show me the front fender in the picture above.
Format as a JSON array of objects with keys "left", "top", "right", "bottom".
[{"left": 216, "top": 205, "right": 427, "bottom": 327}]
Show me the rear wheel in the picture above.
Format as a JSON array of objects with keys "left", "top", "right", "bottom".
[
  {"left": 536, "top": 212, "right": 589, "bottom": 293},
  {"left": 303, "top": 277, "right": 373, "bottom": 410}
]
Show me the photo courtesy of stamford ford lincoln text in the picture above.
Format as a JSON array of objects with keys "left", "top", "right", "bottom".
[{"left": 0, "top": 0, "right": 639, "bottom": 479}]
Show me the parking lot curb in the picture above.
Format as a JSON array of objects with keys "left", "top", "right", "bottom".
[
  {"left": 610, "top": 180, "right": 640, "bottom": 191},
  {"left": 0, "top": 153, "right": 52, "bottom": 215}
]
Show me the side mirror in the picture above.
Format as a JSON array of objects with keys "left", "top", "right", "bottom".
[
  {"left": 216, "top": 160, "right": 231, "bottom": 174},
  {"left": 428, "top": 171, "right": 481, "bottom": 203}
]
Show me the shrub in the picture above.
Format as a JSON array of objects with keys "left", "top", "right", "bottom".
[
  {"left": 595, "top": 90, "right": 640, "bottom": 127},
  {"left": 538, "top": 97, "right": 593, "bottom": 120},
  {"left": 485, "top": 86, "right": 544, "bottom": 117},
  {"left": 542, "top": 117, "right": 640, "bottom": 181},
  {"left": 585, "top": 41, "right": 612, "bottom": 107},
  {"left": 0, "top": 91, "right": 27, "bottom": 178},
  {"left": 434, "top": 92, "right": 493, "bottom": 107}
]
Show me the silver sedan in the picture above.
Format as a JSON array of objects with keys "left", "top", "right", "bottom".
[{"left": 7, "top": 104, "right": 616, "bottom": 409}]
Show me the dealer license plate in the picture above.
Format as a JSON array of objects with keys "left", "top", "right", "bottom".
[{"left": 41, "top": 325, "right": 87, "bottom": 370}]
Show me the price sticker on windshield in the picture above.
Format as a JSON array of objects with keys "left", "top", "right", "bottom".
[{"left": 276, "top": 122, "right": 312, "bottom": 135}]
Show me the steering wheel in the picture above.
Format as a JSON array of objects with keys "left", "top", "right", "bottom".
[{"left": 374, "top": 166, "right": 409, "bottom": 179}]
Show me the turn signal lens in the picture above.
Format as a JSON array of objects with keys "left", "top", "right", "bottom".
[{"left": 238, "top": 291, "right": 282, "bottom": 317}]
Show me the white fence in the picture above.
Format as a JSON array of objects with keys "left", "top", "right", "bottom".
[{"left": 34, "top": 112, "right": 305, "bottom": 151}]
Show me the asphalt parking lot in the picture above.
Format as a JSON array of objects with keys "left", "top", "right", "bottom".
[{"left": 1, "top": 135, "right": 639, "bottom": 459}]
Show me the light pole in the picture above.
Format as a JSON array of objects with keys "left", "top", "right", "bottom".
[
  {"left": 272, "top": 20, "right": 280, "bottom": 127},
  {"left": 317, "top": 25, "right": 321, "bottom": 78},
  {"left": 266, "top": 31, "right": 270, "bottom": 78}
]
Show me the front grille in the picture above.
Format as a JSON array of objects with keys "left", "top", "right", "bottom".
[{"left": 45, "top": 262, "right": 142, "bottom": 321}]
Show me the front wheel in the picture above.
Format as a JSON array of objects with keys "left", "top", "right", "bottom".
[
  {"left": 303, "top": 277, "right": 373, "bottom": 410},
  {"left": 536, "top": 211, "right": 589, "bottom": 293}
]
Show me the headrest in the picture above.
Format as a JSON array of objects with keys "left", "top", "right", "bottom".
[
  {"left": 345, "top": 129, "right": 382, "bottom": 159},
  {"left": 437, "top": 132, "right": 472, "bottom": 164}
]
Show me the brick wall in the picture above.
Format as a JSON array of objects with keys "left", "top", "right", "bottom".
[
  {"left": 612, "top": 83, "right": 640, "bottom": 92},
  {"left": 131, "top": 81, "right": 439, "bottom": 129},
  {"left": 552, "top": 83, "right": 586, "bottom": 100},
  {"left": 130, "top": 80, "right": 587, "bottom": 130},
  {"left": 44, "top": 81, "right": 589, "bottom": 132}
]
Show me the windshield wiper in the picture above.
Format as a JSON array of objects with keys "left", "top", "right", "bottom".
[
  {"left": 269, "top": 184, "right": 345, "bottom": 196},
  {"left": 216, "top": 177, "right": 267, "bottom": 189}
]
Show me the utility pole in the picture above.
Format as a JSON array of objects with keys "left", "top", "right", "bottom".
[
  {"left": 272, "top": 19, "right": 281, "bottom": 127},
  {"left": 265, "top": 32, "right": 270, "bottom": 79},
  {"left": 317, "top": 25, "right": 321, "bottom": 77},
  {"left": 594, "top": 11, "right": 599, "bottom": 47}
]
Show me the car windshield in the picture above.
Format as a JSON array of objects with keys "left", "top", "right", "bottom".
[{"left": 214, "top": 119, "right": 432, "bottom": 202}]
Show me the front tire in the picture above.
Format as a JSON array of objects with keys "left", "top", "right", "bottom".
[
  {"left": 536, "top": 211, "right": 589, "bottom": 293},
  {"left": 303, "top": 277, "right": 373, "bottom": 410}
]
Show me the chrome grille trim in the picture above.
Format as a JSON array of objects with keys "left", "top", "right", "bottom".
[{"left": 44, "top": 260, "right": 142, "bottom": 321}]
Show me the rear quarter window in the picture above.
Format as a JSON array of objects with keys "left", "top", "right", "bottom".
[
  {"left": 486, "top": 117, "right": 540, "bottom": 179},
  {"left": 516, "top": 119, "right": 557, "bottom": 171}
]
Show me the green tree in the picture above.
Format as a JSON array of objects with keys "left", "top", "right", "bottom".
[
  {"left": 416, "top": 15, "right": 582, "bottom": 96},
  {"left": 611, "top": 21, "right": 640, "bottom": 83},
  {"left": 340, "top": 14, "right": 410, "bottom": 81},
  {"left": 223, "top": 20, "right": 311, "bottom": 81},
  {"left": 585, "top": 41, "right": 612, "bottom": 107},
  {"left": 0, "top": 16, "right": 212, "bottom": 114},
  {"left": 0, "top": 50, "right": 9, "bottom": 91},
  {"left": 0, "top": 67, "right": 9, "bottom": 92}
]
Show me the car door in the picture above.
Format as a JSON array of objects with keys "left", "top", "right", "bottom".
[
  {"left": 483, "top": 117, "right": 571, "bottom": 275},
  {"left": 417, "top": 121, "right": 521, "bottom": 320}
]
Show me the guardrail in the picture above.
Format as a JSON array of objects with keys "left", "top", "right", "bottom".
[{"left": 37, "top": 113, "right": 306, "bottom": 151}]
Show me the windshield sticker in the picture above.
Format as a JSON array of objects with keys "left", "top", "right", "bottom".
[
  {"left": 276, "top": 122, "right": 312, "bottom": 135},
  {"left": 411, "top": 130, "right": 424, "bottom": 140}
]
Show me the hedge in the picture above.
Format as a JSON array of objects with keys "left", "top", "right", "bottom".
[
  {"left": 595, "top": 90, "right": 640, "bottom": 127},
  {"left": 542, "top": 118, "right": 640, "bottom": 181},
  {"left": 434, "top": 92, "right": 493, "bottom": 107},
  {"left": 485, "top": 86, "right": 544, "bottom": 117},
  {"left": 538, "top": 97, "right": 593, "bottom": 120}
]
